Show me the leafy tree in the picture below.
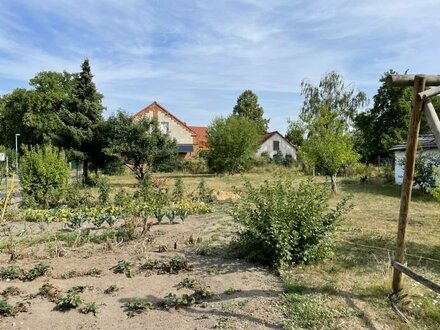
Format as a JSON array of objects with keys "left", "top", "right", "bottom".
[
  {"left": 19, "top": 144, "right": 70, "bottom": 208},
  {"left": 354, "top": 70, "right": 411, "bottom": 162},
  {"left": 0, "top": 72, "right": 74, "bottom": 148},
  {"left": 207, "top": 115, "right": 260, "bottom": 174},
  {"left": 103, "top": 111, "right": 178, "bottom": 181},
  {"left": 232, "top": 90, "right": 269, "bottom": 133},
  {"left": 301, "top": 106, "right": 359, "bottom": 194},
  {"left": 300, "top": 71, "right": 367, "bottom": 128},
  {"left": 285, "top": 119, "right": 305, "bottom": 146},
  {"left": 58, "top": 59, "right": 104, "bottom": 183},
  {"left": 354, "top": 70, "right": 440, "bottom": 162}
]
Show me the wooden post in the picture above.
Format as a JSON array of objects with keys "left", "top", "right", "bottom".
[
  {"left": 419, "top": 86, "right": 440, "bottom": 99},
  {"left": 423, "top": 100, "right": 440, "bottom": 150},
  {"left": 392, "top": 75, "right": 426, "bottom": 295},
  {"left": 384, "top": 74, "right": 440, "bottom": 87}
]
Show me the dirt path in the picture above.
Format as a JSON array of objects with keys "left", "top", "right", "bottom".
[{"left": 0, "top": 213, "right": 284, "bottom": 329}]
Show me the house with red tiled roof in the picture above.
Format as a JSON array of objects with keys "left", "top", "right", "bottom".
[
  {"left": 132, "top": 101, "right": 205, "bottom": 158},
  {"left": 188, "top": 126, "right": 208, "bottom": 152}
]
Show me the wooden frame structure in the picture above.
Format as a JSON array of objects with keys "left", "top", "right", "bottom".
[{"left": 386, "top": 74, "right": 440, "bottom": 295}]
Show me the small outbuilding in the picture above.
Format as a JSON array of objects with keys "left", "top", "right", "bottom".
[{"left": 389, "top": 133, "right": 440, "bottom": 185}]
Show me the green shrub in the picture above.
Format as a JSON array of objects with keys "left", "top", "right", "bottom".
[
  {"left": 172, "top": 177, "right": 185, "bottom": 202},
  {"left": 231, "top": 179, "right": 351, "bottom": 267},
  {"left": 19, "top": 145, "right": 70, "bottom": 208},
  {"left": 182, "top": 158, "right": 208, "bottom": 174},
  {"left": 97, "top": 177, "right": 111, "bottom": 204},
  {"left": 197, "top": 178, "right": 214, "bottom": 203}
]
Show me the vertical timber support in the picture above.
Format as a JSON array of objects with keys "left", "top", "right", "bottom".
[{"left": 392, "top": 75, "right": 426, "bottom": 294}]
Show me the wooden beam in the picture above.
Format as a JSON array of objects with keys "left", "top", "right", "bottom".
[
  {"left": 384, "top": 74, "right": 440, "bottom": 87},
  {"left": 423, "top": 100, "right": 440, "bottom": 150},
  {"left": 391, "top": 261, "right": 440, "bottom": 294},
  {"left": 419, "top": 86, "right": 440, "bottom": 99},
  {"left": 392, "top": 75, "right": 426, "bottom": 295}
]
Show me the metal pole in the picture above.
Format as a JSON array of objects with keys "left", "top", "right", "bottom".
[{"left": 15, "top": 134, "right": 20, "bottom": 177}]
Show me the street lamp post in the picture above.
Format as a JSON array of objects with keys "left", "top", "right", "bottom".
[{"left": 15, "top": 133, "right": 20, "bottom": 176}]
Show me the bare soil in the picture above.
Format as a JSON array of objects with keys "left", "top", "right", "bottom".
[{"left": 0, "top": 213, "right": 284, "bottom": 330}]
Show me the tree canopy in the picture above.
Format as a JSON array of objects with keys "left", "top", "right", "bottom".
[
  {"left": 232, "top": 90, "right": 269, "bottom": 134},
  {"left": 207, "top": 115, "right": 260, "bottom": 174},
  {"left": 103, "top": 111, "right": 178, "bottom": 181}
]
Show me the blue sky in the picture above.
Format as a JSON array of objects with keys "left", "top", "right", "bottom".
[{"left": 1, "top": 0, "right": 440, "bottom": 133}]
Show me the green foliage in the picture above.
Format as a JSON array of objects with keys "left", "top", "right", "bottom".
[
  {"left": 232, "top": 90, "right": 269, "bottom": 133},
  {"left": 197, "top": 178, "right": 214, "bottom": 203},
  {"left": 301, "top": 70, "right": 367, "bottom": 127},
  {"left": 1, "top": 286, "right": 20, "bottom": 297},
  {"left": 20, "top": 144, "right": 70, "bottom": 208},
  {"left": 231, "top": 179, "right": 351, "bottom": 267},
  {"left": 97, "top": 177, "right": 111, "bottom": 204},
  {"left": 124, "top": 298, "right": 153, "bottom": 317},
  {"left": 207, "top": 115, "right": 260, "bottom": 174},
  {"left": 103, "top": 111, "right": 178, "bottom": 181},
  {"left": 58, "top": 59, "right": 104, "bottom": 184},
  {"left": 104, "top": 285, "right": 119, "bottom": 295},
  {"left": 111, "top": 260, "right": 136, "bottom": 278},
  {"left": 0, "top": 265, "right": 23, "bottom": 280},
  {"left": 286, "top": 119, "right": 305, "bottom": 146},
  {"left": 182, "top": 157, "right": 208, "bottom": 174},
  {"left": 272, "top": 151, "right": 294, "bottom": 167},
  {"left": 177, "top": 277, "right": 199, "bottom": 289},
  {"left": 56, "top": 289, "right": 82, "bottom": 311},
  {"left": 414, "top": 153, "right": 440, "bottom": 193},
  {"left": 158, "top": 286, "right": 213, "bottom": 310},
  {"left": 0, "top": 300, "right": 13, "bottom": 316},
  {"left": 172, "top": 177, "right": 185, "bottom": 202},
  {"left": 79, "top": 302, "right": 99, "bottom": 316},
  {"left": 21, "top": 262, "right": 49, "bottom": 281},
  {"left": 301, "top": 106, "right": 359, "bottom": 193}
]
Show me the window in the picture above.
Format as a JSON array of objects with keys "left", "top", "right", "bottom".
[
  {"left": 273, "top": 140, "right": 280, "bottom": 151},
  {"left": 160, "top": 122, "right": 169, "bottom": 134}
]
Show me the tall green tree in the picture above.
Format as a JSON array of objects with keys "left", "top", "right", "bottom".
[
  {"left": 58, "top": 59, "right": 104, "bottom": 183},
  {"left": 300, "top": 71, "right": 367, "bottom": 128},
  {"left": 354, "top": 70, "right": 440, "bottom": 163},
  {"left": 301, "top": 106, "right": 359, "bottom": 194},
  {"left": 207, "top": 115, "right": 260, "bottom": 174},
  {"left": 285, "top": 119, "right": 305, "bottom": 146},
  {"left": 0, "top": 71, "right": 74, "bottom": 148},
  {"left": 299, "top": 71, "right": 364, "bottom": 193},
  {"left": 232, "top": 90, "right": 269, "bottom": 133},
  {"left": 103, "top": 111, "right": 178, "bottom": 181}
]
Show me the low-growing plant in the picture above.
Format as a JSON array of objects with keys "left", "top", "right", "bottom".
[
  {"left": 79, "top": 302, "right": 99, "bottom": 316},
  {"left": 124, "top": 298, "right": 153, "bottom": 317},
  {"left": 224, "top": 288, "right": 242, "bottom": 295},
  {"left": 140, "top": 258, "right": 160, "bottom": 271},
  {"left": 38, "top": 283, "right": 62, "bottom": 302},
  {"left": 177, "top": 209, "right": 188, "bottom": 222},
  {"left": 0, "top": 265, "right": 23, "bottom": 280},
  {"left": 165, "top": 256, "right": 191, "bottom": 274},
  {"left": 111, "top": 260, "right": 136, "bottom": 278},
  {"left": 0, "top": 300, "right": 13, "bottom": 316},
  {"left": 154, "top": 209, "right": 166, "bottom": 224},
  {"left": 104, "top": 285, "right": 119, "bottom": 295},
  {"left": 166, "top": 209, "right": 177, "bottom": 224},
  {"left": 1, "top": 286, "right": 20, "bottom": 297},
  {"left": 56, "top": 290, "right": 82, "bottom": 311},
  {"left": 172, "top": 177, "right": 185, "bottom": 202},
  {"left": 197, "top": 178, "right": 214, "bottom": 203},
  {"left": 231, "top": 179, "right": 351, "bottom": 267},
  {"left": 97, "top": 177, "right": 111, "bottom": 204},
  {"left": 22, "top": 263, "right": 50, "bottom": 281},
  {"left": 158, "top": 287, "right": 213, "bottom": 310},
  {"left": 177, "top": 277, "right": 199, "bottom": 289}
]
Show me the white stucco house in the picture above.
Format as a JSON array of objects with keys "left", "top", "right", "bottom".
[
  {"left": 256, "top": 131, "right": 297, "bottom": 160},
  {"left": 390, "top": 133, "right": 440, "bottom": 185}
]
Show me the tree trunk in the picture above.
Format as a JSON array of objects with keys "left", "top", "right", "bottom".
[
  {"left": 330, "top": 174, "right": 337, "bottom": 194},
  {"left": 83, "top": 160, "right": 89, "bottom": 184}
]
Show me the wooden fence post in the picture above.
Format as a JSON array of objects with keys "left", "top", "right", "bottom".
[{"left": 392, "top": 75, "right": 426, "bottom": 295}]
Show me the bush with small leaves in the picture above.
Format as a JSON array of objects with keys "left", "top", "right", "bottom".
[
  {"left": 22, "top": 263, "right": 49, "bottom": 281},
  {"left": 0, "top": 266, "right": 23, "bottom": 280},
  {"left": 56, "top": 289, "right": 82, "bottom": 311},
  {"left": 231, "top": 179, "right": 351, "bottom": 267}
]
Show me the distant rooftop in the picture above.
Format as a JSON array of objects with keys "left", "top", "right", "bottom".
[{"left": 389, "top": 133, "right": 438, "bottom": 151}]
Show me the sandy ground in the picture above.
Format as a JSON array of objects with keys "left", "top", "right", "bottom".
[{"left": 0, "top": 213, "right": 284, "bottom": 330}]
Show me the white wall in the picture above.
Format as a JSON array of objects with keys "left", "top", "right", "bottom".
[
  {"left": 256, "top": 133, "right": 296, "bottom": 160},
  {"left": 394, "top": 149, "right": 440, "bottom": 184}
]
